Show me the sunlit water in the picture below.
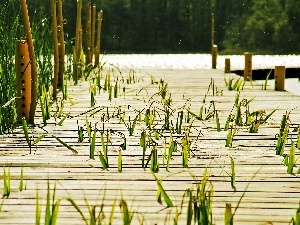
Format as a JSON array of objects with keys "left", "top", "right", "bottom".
[{"left": 103, "top": 54, "right": 300, "bottom": 95}]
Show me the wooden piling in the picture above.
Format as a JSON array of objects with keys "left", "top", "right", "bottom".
[
  {"left": 211, "top": 13, "right": 214, "bottom": 52},
  {"left": 91, "top": 4, "right": 96, "bottom": 65},
  {"left": 275, "top": 66, "right": 285, "bottom": 91},
  {"left": 20, "top": 0, "right": 38, "bottom": 124},
  {"left": 58, "top": 0, "right": 65, "bottom": 88},
  {"left": 86, "top": 2, "right": 92, "bottom": 67},
  {"left": 50, "top": 0, "right": 59, "bottom": 99},
  {"left": 225, "top": 58, "right": 230, "bottom": 73},
  {"left": 16, "top": 40, "right": 31, "bottom": 123},
  {"left": 212, "top": 45, "right": 218, "bottom": 69},
  {"left": 244, "top": 52, "right": 252, "bottom": 81},
  {"left": 74, "top": 0, "right": 82, "bottom": 80},
  {"left": 95, "top": 10, "right": 103, "bottom": 66}
]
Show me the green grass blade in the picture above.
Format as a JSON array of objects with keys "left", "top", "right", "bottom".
[
  {"left": 224, "top": 203, "right": 233, "bottom": 225},
  {"left": 66, "top": 198, "right": 89, "bottom": 225},
  {"left": 52, "top": 135, "right": 78, "bottom": 154},
  {"left": 263, "top": 108, "right": 277, "bottom": 123},
  {"left": 33, "top": 134, "right": 47, "bottom": 145},
  {"left": 109, "top": 199, "right": 116, "bottom": 225},
  {"left": 287, "top": 141, "right": 296, "bottom": 174},
  {"left": 3, "top": 166, "right": 10, "bottom": 198},
  {"left": 36, "top": 189, "right": 41, "bottom": 225},
  {"left": 152, "top": 172, "right": 173, "bottom": 207},
  {"left": 229, "top": 156, "right": 236, "bottom": 190},
  {"left": 118, "top": 150, "right": 122, "bottom": 172},
  {"left": 216, "top": 111, "right": 221, "bottom": 132},
  {"left": 90, "top": 127, "right": 97, "bottom": 159},
  {"left": 45, "top": 181, "right": 51, "bottom": 225},
  {"left": 57, "top": 113, "right": 69, "bottom": 126},
  {"left": 22, "top": 117, "right": 31, "bottom": 148},
  {"left": 120, "top": 199, "right": 133, "bottom": 225},
  {"left": 98, "top": 151, "right": 108, "bottom": 170},
  {"left": 19, "top": 166, "right": 24, "bottom": 191}
]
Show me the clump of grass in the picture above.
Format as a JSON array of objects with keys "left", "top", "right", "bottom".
[
  {"left": 275, "top": 113, "right": 290, "bottom": 156},
  {"left": 187, "top": 169, "right": 214, "bottom": 225},
  {"left": 44, "top": 181, "right": 61, "bottom": 225},
  {"left": 224, "top": 77, "right": 244, "bottom": 91}
]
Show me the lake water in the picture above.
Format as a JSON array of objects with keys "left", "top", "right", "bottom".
[{"left": 103, "top": 54, "right": 300, "bottom": 95}]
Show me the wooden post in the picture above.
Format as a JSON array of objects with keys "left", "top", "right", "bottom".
[
  {"left": 74, "top": 0, "right": 82, "bottom": 81},
  {"left": 91, "top": 4, "right": 96, "bottom": 65},
  {"left": 244, "top": 52, "right": 252, "bottom": 81},
  {"left": 86, "top": 2, "right": 92, "bottom": 67},
  {"left": 58, "top": 0, "right": 65, "bottom": 88},
  {"left": 16, "top": 40, "right": 31, "bottom": 123},
  {"left": 57, "top": 43, "right": 63, "bottom": 88},
  {"left": 95, "top": 10, "right": 103, "bottom": 66},
  {"left": 275, "top": 66, "right": 285, "bottom": 91},
  {"left": 20, "top": 0, "right": 37, "bottom": 124},
  {"left": 212, "top": 45, "right": 218, "bottom": 69},
  {"left": 50, "top": 0, "right": 59, "bottom": 99},
  {"left": 211, "top": 13, "right": 214, "bottom": 52},
  {"left": 225, "top": 58, "right": 231, "bottom": 73}
]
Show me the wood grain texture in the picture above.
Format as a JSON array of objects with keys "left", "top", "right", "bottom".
[{"left": 0, "top": 68, "right": 299, "bottom": 224}]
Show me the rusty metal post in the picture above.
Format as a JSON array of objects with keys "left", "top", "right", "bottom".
[
  {"left": 244, "top": 52, "right": 252, "bottom": 81},
  {"left": 16, "top": 40, "right": 31, "bottom": 123},
  {"left": 212, "top": 45, "right": 218, "bottom": 69},
  {"left": 225, "top": 58, "right": 231, "bottom": 73},
  {"left": 275, "top": 66, "right": 285, "bottom": 91}
]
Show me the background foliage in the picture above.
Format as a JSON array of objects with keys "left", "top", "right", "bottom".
[{"left": 4, "top": 0, "right": 300, "bottom": 54}]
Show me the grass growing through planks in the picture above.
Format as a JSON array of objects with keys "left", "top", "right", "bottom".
[
  {"left": 187, "top": 169, "right": 214, "bottom": 225},
  {"left": 224, "top": 77, "right": 244, "bottom": 91},
  {"left": 262, "top": 70, "right": 272, "bottom": 90},
  {"left": 3, "top": 166, "right": 10, "bottom": 198},
  {"left": 19, "top": 166, "right": 26, "bottom": 191},
  {"left": 276, "top": 113, "right": 289, "bottom": 156},
  {"left": 290, "top": 203, "right": 300, "bottom": 225}
]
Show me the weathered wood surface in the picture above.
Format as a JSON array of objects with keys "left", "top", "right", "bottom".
[{"left": 0, "top": 68, "right": 300, "bottom": 224}]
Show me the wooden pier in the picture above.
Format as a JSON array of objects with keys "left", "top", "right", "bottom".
[{"left": 0, "top": 68, "right": 299, "bottom": 224}]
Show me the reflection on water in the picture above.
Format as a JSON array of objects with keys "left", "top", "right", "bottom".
[
  {"left": 103, "top": 54, "right": 300, "bottom": 95},
  {"left": 103, "top": 54, "right": 300, "bottom": 70}
]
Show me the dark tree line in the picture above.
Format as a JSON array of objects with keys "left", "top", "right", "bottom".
[{"left": 5, "top": 0, "right": 300, "bottom": 54}]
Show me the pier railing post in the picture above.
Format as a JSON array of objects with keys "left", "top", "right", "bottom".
[
  {"left": 225, "top": 58, "right": 230, "bottom": 73},
  {"left": 275, "top": 66, "right": 285, "bottom": 91},
  {"left": 16, "top": 40, "right": 31, "bottom": 123},
  {"left": 244, "top": 52, "right": 252, "bottom": 81},
  {"left": 212, "top": 45, "right": 218, "bottom": 69}
]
